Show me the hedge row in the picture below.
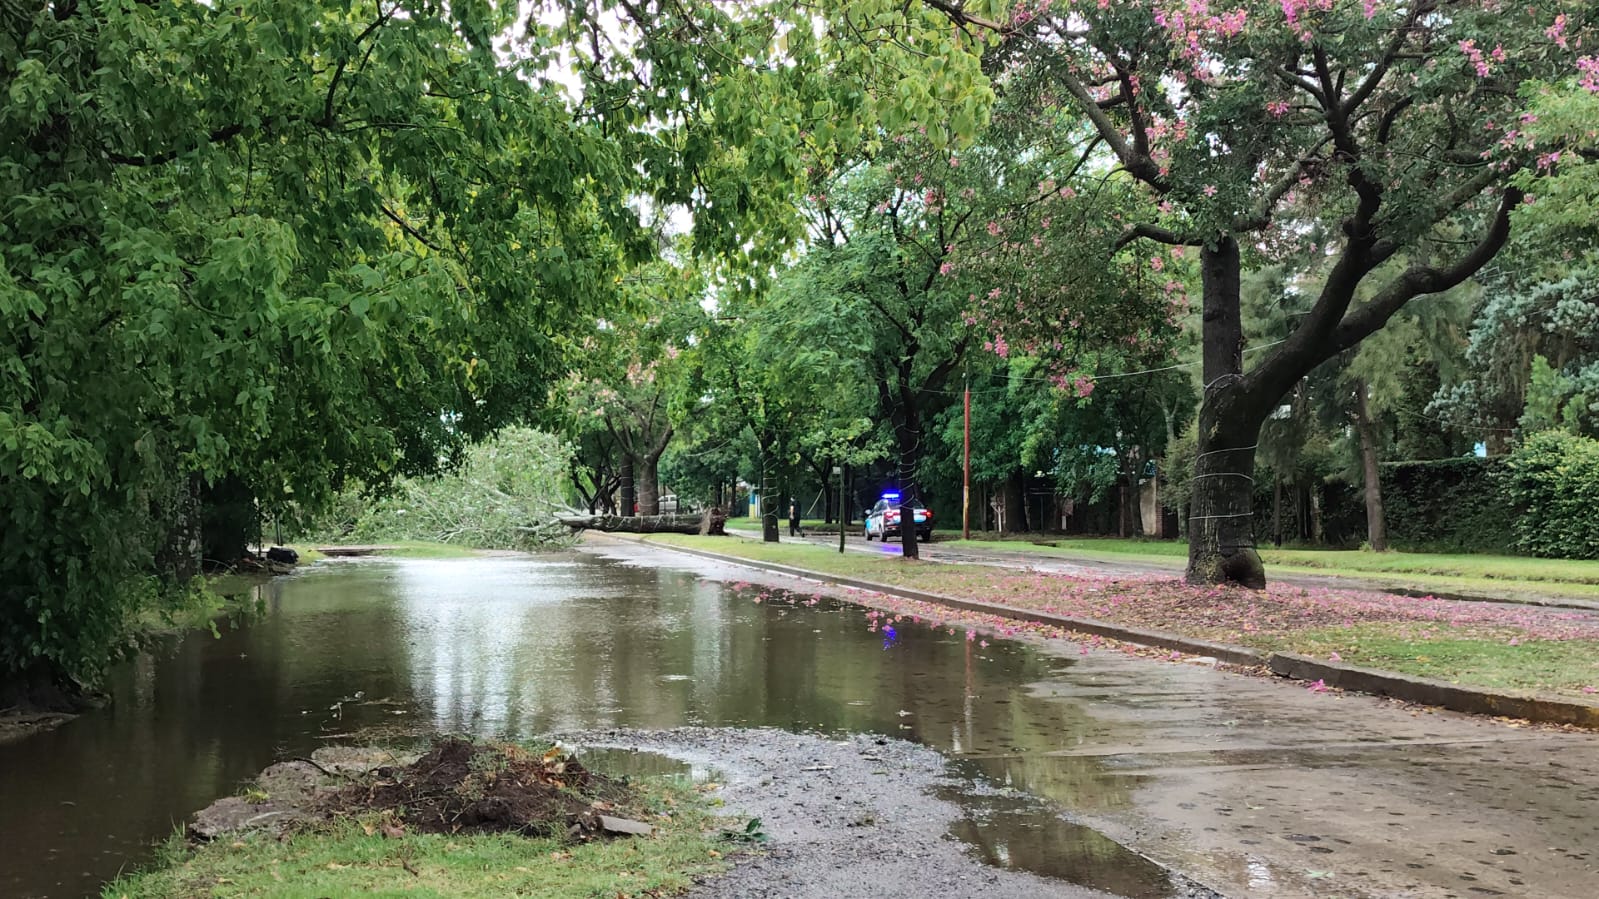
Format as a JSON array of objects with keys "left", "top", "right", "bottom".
[
  {"left": 1503, "top": 431, "right": 1599, "bottom": 560},
  {"left": 1365, "top": 433, "right": 1599, "bottom": 559},
  {"left": 1379, "top": 457, "right": 1511, "bottom": 554}
]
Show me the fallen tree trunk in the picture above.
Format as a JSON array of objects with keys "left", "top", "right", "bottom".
[{"left": 559, "top": 508, "right": 725, "bottom": 536}]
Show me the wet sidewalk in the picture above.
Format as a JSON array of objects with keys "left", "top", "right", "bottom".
[{"left": 1014, "top": 648, "right": 1599, "bottom": 898}]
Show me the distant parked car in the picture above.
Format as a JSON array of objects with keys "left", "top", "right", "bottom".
[
  {"left": 864, "top": 493, "right": 932, "bottom": 542},
  {"left": 659, "top": 494, "right": 679, "bottom": 514}
]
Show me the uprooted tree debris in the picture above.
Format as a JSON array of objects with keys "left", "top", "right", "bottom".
[
  {"left": 321, "top": 738, "right": 655, "bottom": 839},
  {"left": 558, "top": 508, "right": 726, "bottom": 536},
  {"left": 190, "top": 739, "right": 657, "bottom": 843}
]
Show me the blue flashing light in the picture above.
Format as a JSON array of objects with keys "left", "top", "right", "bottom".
[{"left": 882, "top": 491, "right": 901, "bottom": 500}]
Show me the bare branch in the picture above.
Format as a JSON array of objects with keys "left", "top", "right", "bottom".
[
  {"left": 1343, "top": 1, "right": 1428, "bottom": 117},
  {"left": 921, "top": 0, "right": 1008, "bottom": 33},
  {"left": 1229, "top": 138, "right": 1331, "bottom": 233},
  {"left": 105, "top": 123, "right": 247, "bottom": 166},
  {"left": 1113, "top": 222, "right": 1203, "bottom": 252},
  {"left": 1367, "top": 163, "right": 1502, "bottom": 269},
  {"left": 1333, "top": 187, "right": 1522, "bottom": 351}
]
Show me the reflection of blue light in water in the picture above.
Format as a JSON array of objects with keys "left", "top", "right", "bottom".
[{"left": 882, "top": 624, "right": 898, "bottom": 650}]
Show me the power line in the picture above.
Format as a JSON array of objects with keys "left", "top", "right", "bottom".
[{"left": 921, "top": 338, "right": 1290, "bottom": 396}]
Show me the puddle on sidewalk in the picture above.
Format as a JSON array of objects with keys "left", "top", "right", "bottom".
[{"left": 941, "top": 783, "right": 1177, "bottom": 898}]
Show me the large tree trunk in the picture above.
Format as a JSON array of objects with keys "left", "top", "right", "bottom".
[
  {"left": 1272, "top": 472, "right": 1284, "bottom": 548},
  {"left": 759, "top": 439, "right": 779, "bottom": 542},
  {"left": 200, "top": 475, "right": 257, "bottom": 569},
  {"left": 637, "top": 426, "right": 673, "bottom": 516},
  {"left": 1120, "top": 448, "right": 1144, "bottom": 538},
  {"left": 1002, "top": 470, "right": 1025, "bottom": 534},
  {"left": 1351, "top": 380, "right": 1390, "bottom": 552},
  {"left": 619, "top": 455, "right": 636, "bottom": 518},
  {"left": 157, "top": 474, "right": 205, "bottom": 580},
  {"left": 559, "top": 512, "right": 720, "bottom": 534},
  {"left": 637, "top": 453, "right": 660, "bottom": 516},
  {"left": 1186, "top": 237, "right": 1267, "bottom": 588}
]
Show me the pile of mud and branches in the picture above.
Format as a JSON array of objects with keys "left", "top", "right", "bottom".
[{"left": 319, "top": 738, "right": 653, "bottom": 840}]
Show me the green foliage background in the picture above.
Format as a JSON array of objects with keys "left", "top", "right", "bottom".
[
  {"left": 1504, "top": 431, "right": 1599, "bottom": 560},
  {"left": 1378, "top": 459, "right": 1511, "bottom": 555},
  {"left": 305, "top": 428, "right": 575, "bottom": 550}
]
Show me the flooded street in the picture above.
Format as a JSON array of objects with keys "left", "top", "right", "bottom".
[
  {"left": 0, "top": 547, "right": 1169, "bottom": 898},
  {"left": 4, "top": 538, "right": 1599, "bottom": 898}
]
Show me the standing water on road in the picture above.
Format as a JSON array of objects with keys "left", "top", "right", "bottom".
[{"left": 0, "top": 550, "right": 1171, "bottom": 899}]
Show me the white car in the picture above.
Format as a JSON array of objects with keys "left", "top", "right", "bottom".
[{"left": 864, "top": 493, "right": 932, "bottom": 542}]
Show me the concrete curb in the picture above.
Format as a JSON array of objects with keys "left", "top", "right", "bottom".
[
  {"left": 623, "top": 535, "right": 1599, "bottom": 728},
  {"left": 1267, "top": 652, "right": 1599, "bottom": 728}
]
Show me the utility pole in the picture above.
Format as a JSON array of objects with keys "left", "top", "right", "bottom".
[{"left": 962, "top": 376, "right": 971, "bottom": 540}]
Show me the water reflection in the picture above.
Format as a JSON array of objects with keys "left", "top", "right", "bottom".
[
  {"left": 0, "top": 554, "right": 1163, "bottom": 898},
  {"left": 948, "top": 789, "right": 1172, "bottom": 899}
]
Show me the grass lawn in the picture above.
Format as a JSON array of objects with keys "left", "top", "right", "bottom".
[
  {"left": 1286, "top": 625, "right": 1599, "bottom": 695},
  {"left": 941, "top": 536, "right": 1599, "bottom": 599},
  {"left": 105, "top": 765, "right": 729, "bottom": 899},
  {"left": 649, "top": 534, "right": 1599, "bottom": 697}
]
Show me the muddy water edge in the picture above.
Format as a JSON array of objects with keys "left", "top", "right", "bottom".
[{"left": 0, "top": 543, "right": 1185, "bottom": 899}]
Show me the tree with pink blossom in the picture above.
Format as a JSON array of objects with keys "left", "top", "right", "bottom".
[{"left": 926, "top": 0, "right": 1599, "bottom": 586}]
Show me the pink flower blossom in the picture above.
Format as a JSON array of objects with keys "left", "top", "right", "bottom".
[
  {"left": 1266, "top": 100, "right": 1291, "bottom": 118},
  {"left": 986, "top": 220, "right": 1002, "bottom": 236},
  {"left": 1202, "top": 184, "right": 1218, "bottom": 197},
  {"left": 1459, "top": 39, "right": 1492, "bottom": 78},
  {"left": 1581, "top": 57, "right": 1599, "bottom": 93},
  {"left": 1547, "top": 14, "right": 1569, "bottom": 49}
]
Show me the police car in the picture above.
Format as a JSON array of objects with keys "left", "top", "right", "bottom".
[{"left": 864, "top": 492, "right": 932, "bottom": 543}]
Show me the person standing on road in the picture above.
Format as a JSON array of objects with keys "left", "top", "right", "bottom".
[{"left": 789, "top": 498, "right": 803, "bottom": 537}]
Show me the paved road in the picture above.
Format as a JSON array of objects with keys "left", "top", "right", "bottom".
[{"left": 604, "top": 535, "right": 1599, "bottom": 899}]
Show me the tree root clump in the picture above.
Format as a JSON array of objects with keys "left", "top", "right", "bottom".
[{"left": 321, "top": 738, "right": 637, "bottom": 840}]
